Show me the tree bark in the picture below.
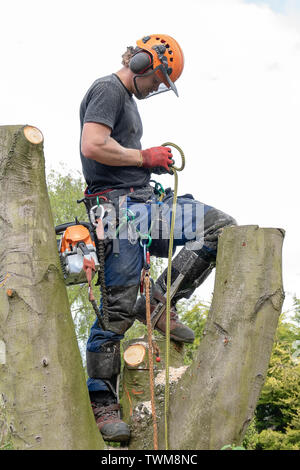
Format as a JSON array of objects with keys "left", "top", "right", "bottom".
[
  {"left": 123, "top": 225, "right": 285, "bottom": 450},
  {"left": 0, "top": 125, "right": 103, "bottom": 450}
]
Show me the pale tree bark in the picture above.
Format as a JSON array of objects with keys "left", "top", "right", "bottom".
[
  {"left": 122, "top": 225, "right": 285, "bottom": 450},
  {"left": 0, "top": 125, "right": 103, "bottom": 450}
]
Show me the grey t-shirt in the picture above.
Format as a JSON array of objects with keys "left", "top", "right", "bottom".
[{"left": 79, "top": 73, "right": 150, "bottom": 193}]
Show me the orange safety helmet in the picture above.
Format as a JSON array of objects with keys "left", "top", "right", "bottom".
[{"left": 129, "top": 34, "right": 184, "bottom": 98}]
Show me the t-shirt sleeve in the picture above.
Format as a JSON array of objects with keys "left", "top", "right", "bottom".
[{"left": 83, "top": 82, "right": 124, "bottom": 130}]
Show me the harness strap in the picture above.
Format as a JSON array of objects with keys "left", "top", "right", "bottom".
[{"left": 83, "top": 186, "right": 136, "bottom": 200}]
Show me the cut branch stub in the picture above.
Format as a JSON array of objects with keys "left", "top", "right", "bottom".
[
  {"left": 124, "top": 343, "right": 147, "bottom": 368},
  {"left": 23, "top": 125, "right": 44, "bottom": 144}
]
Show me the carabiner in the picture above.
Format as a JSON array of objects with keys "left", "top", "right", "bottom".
[
  {"left": 139, "top": 233, "right": 152, "bottom": 248},
  {"left": 90, "top": 204, "right": 105, "bottom": 226}
]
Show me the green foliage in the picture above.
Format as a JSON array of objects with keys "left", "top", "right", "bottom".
[
  {"left": 0, "top": 440, "right": 14, "bottom": 450},
  {"left": 150, "top": 256, "right": 166, "bottom": 282},
  {"left": 243, "top": 302, "right": 300, "bottom": 450},
  {"left": 247, "top": 428, "right": 300, "bottom": 450},
  {"left": 47, "top": 164, "right": 87, "bottom": 226},
  {"left": 176, "top": 296, "right": 210, "bottom": 364},
  {"left": 0, "top": 397, "right": 14, "bottom": 450},
  {"left": 221, "top": 444, "right": 245, "bottom": 450},
  {"left": 244, "top": 418, "right": 300, "bottom": 451},
  {"left": 47, "top": 167, "right": 96, "bottom": 358},
  {"left": 293, "top": 297, "right": 300, "bottom": 325}
]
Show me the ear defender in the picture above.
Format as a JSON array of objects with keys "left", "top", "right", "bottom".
[{"left": 129, "top": 51, "right": 153, "bottom": 74}]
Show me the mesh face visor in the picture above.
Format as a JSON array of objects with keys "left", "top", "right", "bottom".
[{"left": 133, "top": 64, "right": 179, "bottom": 99}]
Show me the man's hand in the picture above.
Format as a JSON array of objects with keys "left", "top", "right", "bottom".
[{"left": 141, "top": 146, "right": 174, "bottom": 174}]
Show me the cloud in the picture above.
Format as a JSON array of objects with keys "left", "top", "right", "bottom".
[{"left": 243, "top": 0, "right": 300, "bottom": 30}]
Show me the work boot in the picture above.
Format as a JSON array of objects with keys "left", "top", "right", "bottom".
[
  {"left": 90, "top": 391, "right": 130, "bottom": 442},
  {"left": 133, "top": 289, "right": 195, "bottom": 343},
  {"left": 155, "top": 303, "right": 195, "bottom": 343}
]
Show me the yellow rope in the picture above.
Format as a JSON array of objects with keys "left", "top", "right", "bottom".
[
  {"left": 161, "top": 142, "right": 185, "bottom": 450},
  {"left": 145, "top": 271, "right": 159, "bottom": 450}
]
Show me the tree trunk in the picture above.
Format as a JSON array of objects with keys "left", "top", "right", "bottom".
[
  {"left": 121, "top": 336, "right": 186, "bottom": 450},
  {"left": 123, "top": 225, "right": 285, "bottom": 450},
  {"left": 0, "top": 125, "right": 103, "bottom": 450}
]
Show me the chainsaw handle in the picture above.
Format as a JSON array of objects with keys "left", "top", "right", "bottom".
[{"left": 55, "top": 221, "right": 92, "bottom": 235}]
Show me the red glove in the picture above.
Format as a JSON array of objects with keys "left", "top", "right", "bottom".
[{"left": 140, "top": 146, "right": 174, "bottom": 174}]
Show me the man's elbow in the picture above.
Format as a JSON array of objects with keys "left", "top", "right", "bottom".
[
  {"left": 81, "top": 136, "right": 109, "bottom": 161},
  {"left": 81, "top": 140, "right": 106, "bottom": 160},
  {"left": 81, "top": 141, "right": 96, "bottom": 160},
  {"left": 81, "top": 123, "right": 111, "bottom": 160}
]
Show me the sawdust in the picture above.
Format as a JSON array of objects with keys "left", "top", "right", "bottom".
[
  {"left": 132, "top": 399, "right": 153, "bottom": 420},
  {"left": 155, "top": 366, "right": 188, "bottom": 386},
  {"left": 133, "top": 367, "right": 188, "bottom": 419},
  {"left": 140, "top": 400, "right": 152, "bottom": 414}
]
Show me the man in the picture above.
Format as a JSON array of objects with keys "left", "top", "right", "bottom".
[{"left": 80, "top": 34, "right": 236, "bottom": 443}]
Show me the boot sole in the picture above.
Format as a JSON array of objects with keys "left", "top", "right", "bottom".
[
  {"left": 101, "top": 431, "right": 130, "bottom": 442},
  {"left": 100, "top": 422, "right": 131, "bottom": 442}
]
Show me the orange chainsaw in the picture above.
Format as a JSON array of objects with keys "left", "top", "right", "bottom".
[{"left": 55, "top": 221, "right": 100, "bottom": 286}]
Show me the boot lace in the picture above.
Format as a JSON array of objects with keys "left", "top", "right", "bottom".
[{"left": 92, "top": 402, "right": 120, "bottom": 423}]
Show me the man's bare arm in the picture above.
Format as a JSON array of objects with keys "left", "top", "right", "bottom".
[{"left": 81, "top": 122, "right": 142, "bottom": 166}]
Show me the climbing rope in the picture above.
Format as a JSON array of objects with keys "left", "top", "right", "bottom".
[
  {"left": 162, "top": 142, "right": 185, "bottom": 450},
  {"left": 144, "top": 268, "right": 159, "bottom": 450}
]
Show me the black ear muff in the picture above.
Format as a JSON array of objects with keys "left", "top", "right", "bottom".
[{"left": 129, "top": 51, "right": 153, "bottom": 74}]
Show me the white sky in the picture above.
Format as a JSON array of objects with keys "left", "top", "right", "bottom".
[{"left": 1, "top": 0, "right": 299, "bottom": 314}]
